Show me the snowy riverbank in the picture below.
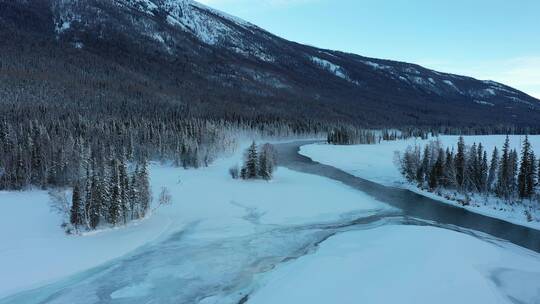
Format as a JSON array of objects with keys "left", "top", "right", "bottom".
[
  {"left": 0, "top": 144, "right": 388, "bottom": 299},
  {"left": 1, "top": 139, "right": 540, "bottom": 303},
  {"left": 300, "top": 135, "right": 540, "bottom": 230}
]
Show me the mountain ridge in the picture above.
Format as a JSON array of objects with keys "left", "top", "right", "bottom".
[{"left": 1, "top": 0, "right": 539, "bottom": 127}]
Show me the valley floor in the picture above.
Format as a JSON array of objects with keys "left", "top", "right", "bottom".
[
  {"left": 301, "top": 135, "right": 540, "bottom": 230},
  {"left": 0, "top": 140, "right": 539, "bottom": 303}
]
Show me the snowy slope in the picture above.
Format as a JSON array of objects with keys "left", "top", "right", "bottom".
[{"left": 2, "top": 0, "right": 540, "bottom": 126}]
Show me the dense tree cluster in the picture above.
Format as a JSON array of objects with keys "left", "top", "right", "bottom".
[
  {"left": 327, "top": 128, "right": 379, "bottom": 145},
  {"left": 328, "top": 127, "right": 432, "bottom": 145},
  {"left": 69, "top": 158, "right": 151, "bottom": 233},
  {"left": 230, "top": 142, "right": 277, "bottom": 181},
  {"left": 0, "top": 101, "right": 325, "bottom": 191},
  {"left": 397, "top": 136, "right": 540, "bottom": 206},
  {"left": 0, "top": 101, "right": 320, "bottom": 232}
]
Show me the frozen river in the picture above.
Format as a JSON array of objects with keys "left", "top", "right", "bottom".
[{"left": 1, "top": 141, "right": 539, "bottom": 304}]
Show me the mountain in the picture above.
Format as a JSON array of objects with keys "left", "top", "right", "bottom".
[{"left": 1, "top": 0, "right": 540, "bottom": 127}]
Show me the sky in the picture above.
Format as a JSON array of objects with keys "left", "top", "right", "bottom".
[{"left": 199, "top": 0, "right": 540, "bottom": 99}]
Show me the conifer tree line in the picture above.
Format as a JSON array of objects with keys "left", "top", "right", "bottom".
[
  {"left": 397, "top": 136, "right": 540, "bottom": 205},
  {"left": 230, "top": 142, "right": 277, "bottom": 181},
  {"left": 0, "top": 101, "right": 324, "bottom": 191},
  {"left": 327, "top": 127, "right": 380, "bottom": 145},
  {"left": 68, "top": 157, "right": 151, "bottom": 233},
  {"left": 327, "top": 127, "right": 431, "bottom": 145}
]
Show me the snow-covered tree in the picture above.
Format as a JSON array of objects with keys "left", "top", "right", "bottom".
[{"left": 70, "top": 183, "right": 82, "bottom": 232}]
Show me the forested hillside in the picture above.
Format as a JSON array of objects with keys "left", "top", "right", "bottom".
[{"left": 1, "top": 0, "right": 540, "bottom": 128}]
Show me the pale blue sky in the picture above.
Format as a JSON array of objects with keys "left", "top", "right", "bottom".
[{"left": 200, "top": 0, "right": 540, "bottom": 98}]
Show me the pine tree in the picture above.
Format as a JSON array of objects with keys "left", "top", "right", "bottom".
[
  {"left": 465, "top": 143, "right": 478, "bottom": 191},
  {"left": 420, "top": 145, "right": 431, "bottom": 185},
  {"left": 480, "top": 150, "right": 488, "bottom": 193},
  {"left": 509, "top": 149, "right": 519, "bottom": 197},
  {"left": 245, "top": 142, "right": 258, "bottom": 179},
  {"left": 455, "top": 136, "right": 466, "bottom": 189},
  {"left": 443, "top": 148, "right": 456, "bottom": 187},
  {"left": 538, "top": 158, "right": 540, "bottom": 188},
  {"left": 107, "top": 159, "right": 119, "bottom": 225},
  {"left": 137, "top": 162, "right": 151, "bottom": 218},
  {"left": 258, "top": 144, "right": 276, "bottom": 181},
  {"left": 129, "top": 167, "right": 140, "bottom": 220},
  {"left": 487, "top": 147, "right": 499, "bottom": 192},
  {"left": 109, "top": 181, "right": 121, "bottom": 225},
  {"left": 70, "top": 183, "right": 82, "bottom": 232},
  {"left": 258, "top": 149, "right": 270, "bottom": 180},
  {"left": 119, "top": 157, "right": 130, "bottom": 224},
  {"left": 428, "top": 149, "right": 444, "bottom": 190},
  {"left": 537, "top": 158, "right": 540, "bottom": 199},
  {"left": 89, "top": 175, "right": 101, "bottom": 229},
  {"left": 496, "top": 136, "right": 511, "bottom": 198},
  {"left": 518, "top": 136, "right": 532, "bottom": 198},
  {"left": 528, "top": 151, "right": 537, "bottom": 197}
]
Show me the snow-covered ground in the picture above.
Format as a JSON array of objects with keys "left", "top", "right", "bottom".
[
  {"left": 300, "top": 135, "right": 540, "bottom": 229},
  {"left": 0, "top": 145, "right": 389, "bottom": 299},
  {"left": 1, "top": 139, "right": 540, "bottom": 303},
  {"left": 249, "top": 225, "right": 540, "bottom": 304}
]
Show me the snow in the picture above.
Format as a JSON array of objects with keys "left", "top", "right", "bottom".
[
  {"left": 160, "top": 0, "right": 275, "bottom": 61},
  {"left": 0, "top": 190, "right": 171, "bottom": 298},
  {"left": 409, "top": 76, "right": 428, "bottom": 86},
  {"left": 474, "top": 100, "right": 495, "bottom": 106},
  {"left": 508, "top": 96, "right": 534, "bottom": 106},
  {"left": 2, "top": 139, "right": 540, "bottom": 302},
  {"left": 300, "top": 135, "right": 540, "bottom": 229},
  {"left": 403, "top": 67, "right": 420, "bottom": 75},
  {"left": 486, "top": 88, "right": 497, "bottom": 95},
  {"left": 249, "top": 225, "right": 540, "bottom": 304},
  {"left": 60, "top": 0, "right": 274, "bottom": 61},
  {"left": 0, "top": 144, "right": 388, "bottom": 298},
  {"left": 362, "top": 60, "right": 392, "bottom": 71},
  {"left": 443, "top": 79, "right": 462, "bottom": 92},
  {"left": 311, "top": 56, "right": 348, "bottom": 80}
]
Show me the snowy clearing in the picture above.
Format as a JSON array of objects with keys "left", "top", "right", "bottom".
[
  {"left": 300, "top": 135, "right": 540, "bottom": 229},
  {"left": 0, "top": 145, "right": 388, "bottom": 298}
]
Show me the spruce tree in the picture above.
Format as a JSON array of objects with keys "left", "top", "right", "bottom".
[
  {"left": 509, "top": 149, "right": 519, "bottom": 197},
  {"left": 138, "top": 162, "right": 151, "bottom": 218},
  {"left": 258, "top": 149, "right": 270, "bottom": 180},
  {"left": 129, "top": 167, "right": 140, "bottom": 220},
  {"left": 466, "top": 143, "right": 478, "bottom": 191},
  {"left": 70, "top": 183, "right": 82, "bottom": 232},
  {"left": 455, "top": 136, "right": 466, "bottom": 189},
  {"left": 496, "top": 136, "right": 511, "bottom": 198},
  {"left": 443, "top": 148, "right": 456, "bottom": 187},
  {"left": 119, "top": 157, "right": 130, "bottom": 224},
  {"left": 258, "top": 144, "right": 276, "bottom": 181},
  {"left": 480, "top": 150, "right": 488, "bottom": 193},
  {"left": 420, "top": 145, "right": 430, "bottom": 185},
  {"left": 518, "top": 136, "right": 532, "bottom": 198},
  {"left": 89, "top": 175, "right": 101, "bottom": 229},
  {"left": 487, "top": 147, "right": 499, "bottom": 192},
  {"left": 109, "top": 181, "right": 121, "bottom": 225},
  {"left": 528, "top": 151, "right": 537, "bottom": 198},
  {"left": 428, "top": 150, "right": 444, "bottom": 190},
  {"left": 245, "top": 142, "right": 258, "bottom": 179}
]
